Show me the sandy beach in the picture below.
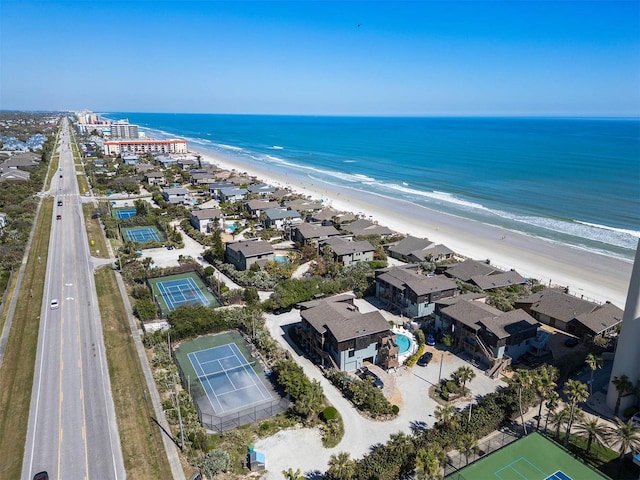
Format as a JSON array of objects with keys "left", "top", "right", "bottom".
[{"left": 194, "top": 148, "right": 633, "bottom": 308}]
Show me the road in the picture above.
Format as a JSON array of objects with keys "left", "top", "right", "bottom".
[{"left": 22, "top": 118, "right": 125, "bottom": 479}]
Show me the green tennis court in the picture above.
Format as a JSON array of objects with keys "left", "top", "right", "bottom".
[
  {"left": 149, "top": 271, "right": 220, "bottom": 316},
  {"left": 451, "top": 433, "right": 608, "bottom": 480}
]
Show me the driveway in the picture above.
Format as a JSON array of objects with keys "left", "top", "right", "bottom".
[{"left": 255, "top": 311, "right": 505, "bottom": 479}]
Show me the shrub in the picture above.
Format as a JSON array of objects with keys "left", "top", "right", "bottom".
[
  {"left": 322, "top": 406, "right": 339, "bottom": 421},
  {"left": 392, "top": 405, "right": 400, "bottom": 415}
]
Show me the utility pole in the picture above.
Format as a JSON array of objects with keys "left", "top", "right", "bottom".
[{"left": 174, "top": 374, "right": 185, "bottom": 451}]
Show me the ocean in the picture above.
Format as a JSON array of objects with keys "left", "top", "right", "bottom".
[{"left": 102, "top": 113, "right": 640, "bottom": 261}]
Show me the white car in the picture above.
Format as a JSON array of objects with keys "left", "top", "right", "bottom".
[{"left": 50, "top": 299, "right": 59, "bottom": 310}]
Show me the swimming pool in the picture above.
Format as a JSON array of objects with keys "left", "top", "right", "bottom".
[
  {"left": 274, "top": 255, "right": 289, "bottom": 264},
  {"left": 395, "top": 333, "right": 413, "bottom": 355}
]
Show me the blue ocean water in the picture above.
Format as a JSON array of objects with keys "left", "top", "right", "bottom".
[{"left": 103, "top": 113, "right": 640, "bottom": 261}]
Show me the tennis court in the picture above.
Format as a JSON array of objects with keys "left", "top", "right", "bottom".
[
  {"left": 450, "top": 433, "right": 607, "bottom": 480},
  {"left": 149, "top": 272, "right": 220, "bottom": 315},
  {"left": 122, "top": 226, "right": 162, "bottom": 243},
  {"left": 188, "top": 342, "right": 273, "bottom": 414},
  {"left": 113, "top": 208, "right": 137, "bottom": 219}
]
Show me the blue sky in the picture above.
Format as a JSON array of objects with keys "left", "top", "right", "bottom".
[{"left": 1, "top": 0, "right": 639, "bottom": 116}]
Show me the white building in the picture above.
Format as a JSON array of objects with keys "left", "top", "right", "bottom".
[{"left": 103, "top": 139, "right": 187, "bottom": 155}]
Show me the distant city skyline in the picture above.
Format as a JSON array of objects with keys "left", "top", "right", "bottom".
[{"left": 1, "top": 0, "right": 639, "bottom": 116}]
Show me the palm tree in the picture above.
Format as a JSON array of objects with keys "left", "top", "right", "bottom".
[
  {"left": 510, "top": 369, "right": 532, "bottom": 434},
  {"left": 282, "top": 467, "right": 305, "bottom": 480},
  {"left": 585, "top": 353, "right": 603, "bottom": 397},
  {"left": 457, "top": 432, "right": 479, "bottom": 466},
  {"left": 550, "top": 408, "right": 569, "bottom": 441},
  {"left": 415, "top": 446, "right": 444, "bottom": 480},
  {"left": 611, "top": 374, "right": 633, "bottom": 417},
  {"left": 434, "top": 404, "right": 457, "bottom": 427},
  {"left": 388, "top": 431, "right": 415, "bottom": 476},
  {"left": 327, "top": 451, "right": 355, "bottom": 480},
  {"left": 534, "top": 365, "right": 558, "bottom": 431},
  {"left": 455, "top": 366, "right": 476, "bottom": 393},
  {"left": 544, "top": 390, "right": 560, "bottom": 433},
  {"left": 607, "top": 418, "right": 640, "bottom": 478},
  {"left": 563, "top": 379, "right": 589, "bottom": 447},
  {"left": 573, "top": 414, "right": 609, "bottom": 455}
]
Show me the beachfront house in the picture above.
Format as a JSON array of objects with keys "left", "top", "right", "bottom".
[
  {"left": 436, "top": 297, "right": 540, "bottom": 377},
  {"left": 219, "top": 187, "right": 248, "bottom": 203},
  {"left": 225, "top": 239, "right": 275, "bottom": 271},
  {"left": 284, "top": 198, "right": 324, "bottom": 213},
  {"left": 443, "top": 259, "right": 498, "bottom": 282},
  {"left": 190, "top": 208, "right": 223, "bottom": 233},
  {"left": 469, "top": 270, "right": 527, "bottom": 290},
  {"left": 515, "top": 288, "right": 622, "bottom": 336},
  {"left": 296, "top": 295, "right": 398, "bottom": 371},
  {"left": 189, "top": 171, "right": 218, "bottom": 186},
  {"left": 263, "top": 208, "right": 302, "bottom": 231},
  {"left": 319, "top": 237, "right": 375, "bottom": 266},
  {"left": 292, "top": 223, "right": 340, "bottom": 246},
  {"left": 162, "top": 186, "right": 188, "bottom": 205},
  {"left": 387, "top": 235, "right": 455, "bottom": 263},
  {"left": 208, "top": 181, "right": 235, "bottom": 199},
  {"left": 340, "top": 218, "right": 394, "bottom": 238},
  {"left": 375, "top": 264, "right": 459, "bottom": 320},
  {"left": 122, "top": 153, "right": 139, "bottom": 165},
  {"left": 245, "top": 199, "right": 281, "bottom": 218},
  {"left": 247, "top": 183, "right": 276, "bottom": 196}
]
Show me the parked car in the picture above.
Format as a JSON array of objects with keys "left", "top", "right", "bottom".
[
  {"left": 426, "top": 334, "right": 436, "bottom": 346},
  {"left": 564, "top": 337, "right": 579, "bottom": 347},
  {"left": 417, "top": 351, "right": 433, "bottom": 366},
  {"left": 357, "top": 367, "right": 384, "bottom": 389},
  {"left": 273, "top": 305, "right": 293, "bottom": 315}
]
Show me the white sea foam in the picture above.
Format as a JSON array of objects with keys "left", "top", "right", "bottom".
[{"left": 271, "top": 145, "right": 284, "bottom": 150}]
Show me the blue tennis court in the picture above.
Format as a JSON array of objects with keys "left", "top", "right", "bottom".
[
  {"left": 122, "top": 226, "right": 160, "bottom": 242},
  {"left": 188, "top": 343, "right": 272, "bottom": 414},
  {"left": 545, "top": 472, "right": 572, "bottom": 480},
  {"left": 156, "top": 277, "right": 210, "bottom": 310},
  {"left": 115, "top": 208, "right": 137, "bottom": 219}
]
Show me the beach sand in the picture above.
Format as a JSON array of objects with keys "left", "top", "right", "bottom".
[{"left": 194, "top": 149, "right": 634, "bottom": 308}]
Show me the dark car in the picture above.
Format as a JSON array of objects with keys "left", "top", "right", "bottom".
[
  {"left": 564, "top": 337, "right": 579, "bottom": 347},
  {"left": 33, "top": 472, "right": 49, "bottom": 480},
  {"left": 417, "top": 351, "right": 433, "bottom": 366},
  {"left": 357, "top": 367, "right": 384, "bottom": 389},
  {"left": 56, "top": 214, "right": 61, "bottom": 220},
  {"left": 426, "top": 334, "right": 436, "bottom": 346},
  {"left": 57, "top": 200, "right": 62, "bottom": 206},
  {"left": 273, "top": 305, "right": 293, "bottom": 315}
]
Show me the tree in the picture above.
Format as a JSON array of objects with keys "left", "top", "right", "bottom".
[
  {"left": 327, "top": 451, "right": 355, "bottom": 480},
  {"left": 457, "top": 433, "right": 479, "bottom": 466},
  {"left": 282, "top": 467, "right": 305, "bottom": 480},
  {"left": 415, "top": 446, "right": 444, "bottom": 480},
  {"left": 573, "top": 414, "right": 608, "bottom": 455},
  {"left": 544, "top": 390, "right": 560, "bottom": 433},
  {"left": 550, "top": 408, "right": 569, "bottom": 441},
  {"left": 510, "top": 369, "right": 532, "bottom": 434},
  {"left": 563, "top": 379, "right": 589, "bottom": 447},
  {"left": 434, "top": 404, "right": 457, "bottom": 427},
  {"left": 607, "top": 418, "right": 640, "bottom": 478},
  {"left": 534, "top": 365, "right": 558, "bottom": 431},
  {"left": 611, "top": 375, "right": 633, "bottom": 417},
  {"left": 585, "top": 353, "right": 603, "bottom": 397},
  {"left": 454, "top": 366, "right": 476, "bottom": 392}
]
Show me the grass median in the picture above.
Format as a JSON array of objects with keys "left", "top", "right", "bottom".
[
  {"left": 0, "top": 198, "right": 53, "bottom": 479},
  {"left": 94, "top": 267, "right": 173, "bottom": 478}
]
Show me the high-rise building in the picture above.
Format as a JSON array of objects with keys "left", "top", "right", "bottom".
[
  {"left": 110, "top": 122, "right": 139, "bottom": 139},
  {"left": 606, "top": 241, "right": 640, "bottom": 414}
]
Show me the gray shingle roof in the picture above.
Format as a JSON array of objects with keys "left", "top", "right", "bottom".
[
  {"left": 518, "top": 289, "right": 597, "bottom": 322},
  {"left": 295, "top": 223, "right": 340, "bottom": 239},
  {"left": 479, "top": 309, "right": 538, "bottom": 339},
  {"left": 377, "top": 267, "right": 458, "bottom": 296},
  {"left": 265, "top": 208, "right": 301, "bottom": 221},
  {"left": 388, "top": 236, "right": 433, "bottom": 256},
  {"left": 191, "top": 208, "right": 222, "bottom": 220},
  {"left": 470, "top": 270, "right": 526, "bottom": 290},
  {"left": 341, "top": 219, "right": 394, "bottom": 237},
  {"left": 226, "top": 239, "right": 274, "bottom": 257},
  {"left": 573, "top": 302, "right": 623, "bottom": 335},
  {"left": 445, "top": 259, "right": 498, "bottom": 282}
]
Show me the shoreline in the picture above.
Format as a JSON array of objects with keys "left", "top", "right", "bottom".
[{"left": 191, "top": 147, "right": 633, "bottom": 308}]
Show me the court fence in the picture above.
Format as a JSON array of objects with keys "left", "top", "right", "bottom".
[
  {"left": 194, "top": 395, "right": 290, "bottom": 433},
  {"left": 444, "top": 425, "right": 525, "bottom": 479}
]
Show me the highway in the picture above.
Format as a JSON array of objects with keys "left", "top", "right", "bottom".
[{"left": 22, "top": 118, "right": 125, "bottom": 479}]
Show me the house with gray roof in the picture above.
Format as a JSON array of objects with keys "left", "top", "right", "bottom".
[
  {"left": 469, "top": 270, "right": 527, "bottom": 290},
  {"left": 219, "top": 187, "right": 248, "bottom": 203},
  {"left": 283, "top": 198, "right": 324, "bottom": 212},
  {"left": 263, "top": 208, "right": 302, "bottom": 230},
  {"left": 189, "top": 171, "right": 218, "bottom": 186},
  {"left": 208, "top": 181, "right": 235, "bottom": 199},
  {"left": 2, "top": 152, "right": 40, "bottom": 170},
  {"left": 292, "top": 223, "right": 340, "bottom": 245},
  {"left": 443, "top": 259, "right": 498, "bottom": 283},
  {"left": 162, "top": 186, "right": 188, "bottom": 205},
  {"left": 144, "top": 171, "right": 166, "bottom": 186},
  {"left": 245, "top": 199, "right": 280, "bottom": 218},
  {"left": 190, "top": 208, "right": 223, "bottom": 233},
  {"left": 0, "top": 169, "right": 30, "bottom": 182},
  {"left": 247, "top": 183, "right": 275, "bottom": 196},
  {"left": 438, "top": 299, "right": 540, "bottom": 375},
  {"left": 296, "top": 295, "right": 398, "bottom": 371},
  {"left": 340, "top": 218, "right": 394, "bottom": 237},
  {"left": 154, "top": 154, "right": 176, "bottom": 167},
  {"left": 375, "top": 265, "right": 458, "bottom": 319},
  {"left": 515, "top": 288, "right": 601, "bottom": 331},
  {"left": 319, "top": 237, "right": 375, "bottom": 267},
  {"left": 225, "top": 239, "right": 275, "bottom": 271},
  {"left": 568, "top": 301, "right": 623, "bottom": 338},
  {"left": 387, "top": 235, "right": 455, "bottom": 263}
]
